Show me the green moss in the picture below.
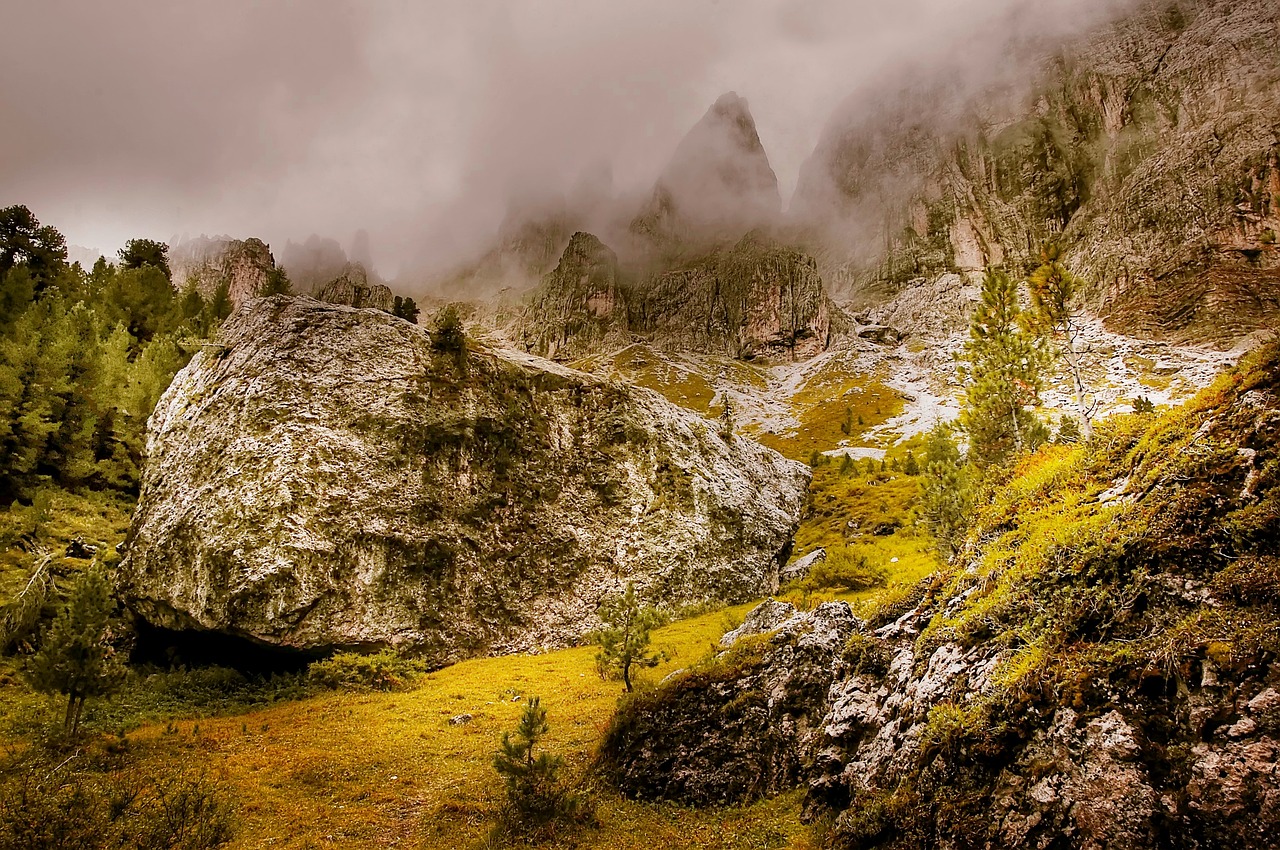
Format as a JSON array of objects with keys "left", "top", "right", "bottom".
[{"left": 841, "top": 633, "right": 892, "bottom": 677}]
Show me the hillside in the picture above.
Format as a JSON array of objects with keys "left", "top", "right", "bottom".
[
  {"left": 605, "top": 342, "right": 1280, "bottom": 849},
  {"left": 5, "top": 1, "right": 1280, "bottom": 848}
]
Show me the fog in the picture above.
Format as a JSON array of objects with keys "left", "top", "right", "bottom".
[{"left": 0, "top": 0, "right": 1134, "bottom": 282}]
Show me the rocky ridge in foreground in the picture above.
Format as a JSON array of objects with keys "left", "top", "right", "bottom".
[
  {"left": 120, "top": 296, "right": 808, "bottom": 662},
  {"left": 604, "top": 342, "right": 1280, "bottom": 849}
]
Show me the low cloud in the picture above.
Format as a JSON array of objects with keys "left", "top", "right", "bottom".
[{"left": 0, "top": 0, "right": 1134, "bottom": 279}]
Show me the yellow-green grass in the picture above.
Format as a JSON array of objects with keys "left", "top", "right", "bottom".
[
  {"left": 0, "top": 489, "right": 132, "bottom": 595},
  {"left": 4, "top": 597, "right": 841, "bottom": 850},
  {"left": 600, "top": 345, "right": 718, "bottom": 414},
  {"left": 758, "top": 373, "right": 904, "bottom": 462}
]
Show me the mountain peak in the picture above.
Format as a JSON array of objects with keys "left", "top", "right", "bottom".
[{"left": 632, "top": 91, "right": 780, "bottom": 248}]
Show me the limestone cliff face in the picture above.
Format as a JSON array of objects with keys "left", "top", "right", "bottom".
[
  {"left": 170, "top": 235, "right": 277, "bottom": 305},
  {"left": 632, "top": 234, "right": 833, "bottom": 359},
  {"left": 518, "top": 232, "right": 835, "bottom": 361},
  {"left": 795, "top": 0, "right": 1280, "bottom": 344},
  {"left": 120, "top": 297, "right": 808, "bottom": 661},
  {"left": 518, "top": 232, "right": 629, "bottom": 361}
]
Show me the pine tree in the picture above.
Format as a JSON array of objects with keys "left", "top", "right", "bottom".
[
  {"left": 259, "top": 266, "right": 293, "bottom": 297},
  {"left": 839, "top": 453, "right": 855, "bottom": 476},
  {"left": 28, "top": 567, "right": 124, "bottom": 734},
  {"left": 0, "top": 205, "right": 67, "bottom": 286},
  {"left": 493, "top": 696, "right": 568, "bottom": 822},
  {"left": 902, "top": 450, "right": 920, "bottom": 476},
  {"left": 392, "top": 295, "right": 420, "bottom": 324},
  {"left": 591, "top": 582, "right": 664, "bottom": 692},
  {"left": 958, "top": 268, "right": 1048, "bottom": 469},
  {"left": 118, "top": 238, "right": 172, "bottom": 280},
  {"left": 1027, "top": 245, "right": 1094, "bottom": 439},
  {"left": 919, "top": 423, "right": 973, "bottom": 558}
]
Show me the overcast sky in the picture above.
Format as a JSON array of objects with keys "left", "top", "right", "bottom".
[{"left": 0, "top": 0, "right": 1130, "bottom": 276}]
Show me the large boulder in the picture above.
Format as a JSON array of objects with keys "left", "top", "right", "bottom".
[{"left": 119, "top": 297, "right": 808, "bottom": 662}]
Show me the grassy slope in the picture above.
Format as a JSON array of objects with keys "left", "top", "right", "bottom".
[{"left": 4, "top": 597, "right": 886, "bottom": 849}]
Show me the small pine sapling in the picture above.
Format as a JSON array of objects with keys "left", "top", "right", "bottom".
[{"left": 591, "top": 583, "right": 666, "bottom": 692}]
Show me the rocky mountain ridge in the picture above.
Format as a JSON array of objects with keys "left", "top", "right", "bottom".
[
  {"left": 518, "top": 231, "right": 838, "bottom": 361},
  {"left": 793, "top": 0, "right": 1280, "bottom": 345},
  {"left": 169, "top": 234, "right": 278, "bottom": 305}
]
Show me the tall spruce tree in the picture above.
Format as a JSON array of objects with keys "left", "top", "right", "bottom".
[
  {"left": 957, "top": 268, "right": 1048, "bottom": 468},
  {"left": 1027, "top": 245, "right": 1094, "bottom": 439},
  {"left": 919, "top": 423, "right": 973, "bottom": 558}
]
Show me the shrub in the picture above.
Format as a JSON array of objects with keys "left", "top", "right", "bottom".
[
  {"left": 430, "top": 304, "right": 466, "bottom": 356},
  {"left": 800, "top": 546, "right": 888, "bottom": 593},
  {"left": 307, "top": 649, "right": 427, "bottom": 691},
  {"left": 842, "top": 633, "right": 892, "bottom": 676},
  {"left": 0, "top": 753, "right": 235, "bottom": 850}
]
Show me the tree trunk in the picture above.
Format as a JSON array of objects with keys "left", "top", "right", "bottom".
[
  {"left": 63, "top": 692, "right": 76, "bottom": 733},
  {"left": 71, "top": 695, "right": 85, "bottom": 736},
  {"left": 622, "top": 659, "right": 633, "bottom": 693},
  {"left": 1062, "top": 321, "right": 1094, "bottom": 440}
]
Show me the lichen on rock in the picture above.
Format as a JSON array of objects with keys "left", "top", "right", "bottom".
[{"left": 119, "top": 296, "right": 808, "bottom": 663}]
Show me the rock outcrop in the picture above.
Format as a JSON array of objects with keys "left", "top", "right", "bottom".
[
  {"left": 518, "top": 232, "right": 629, "bottom": 360},
  {"left": 604, "top": 342, "right": 1280, "bottom": 849},
  {"left": 169, "top": 235, "right": 278, "bottom": 305},
  {"left": 795, "top": 0, "right": 1280, "bottom": 345},
  {"left": 315, "top": 263, "right": 393, "bottom": 312},
  {"left": 518, "top": 232, "right": 836, "bottom": 361},
  {"left": 120, "top": 297, "right": 808, "bottom": 662}
]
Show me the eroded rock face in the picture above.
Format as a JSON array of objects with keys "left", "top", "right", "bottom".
[
  {"left": 120, "top": 297, "right": 808, "bottom": 662},
  {"left": 518, "top": 232, "right": 629, "bottom": 360},
  {"left": 518, "top": 232, "right": 836, "bottom": 360},
  {"left": 315, "top": 263, "right": 393, "bottom": 312},
  {"left": 169, "top": 235, "right": 277, "bottom": 305},
  {"left": 796, "top": 0, "right": 1280, "bottom": 345}
]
